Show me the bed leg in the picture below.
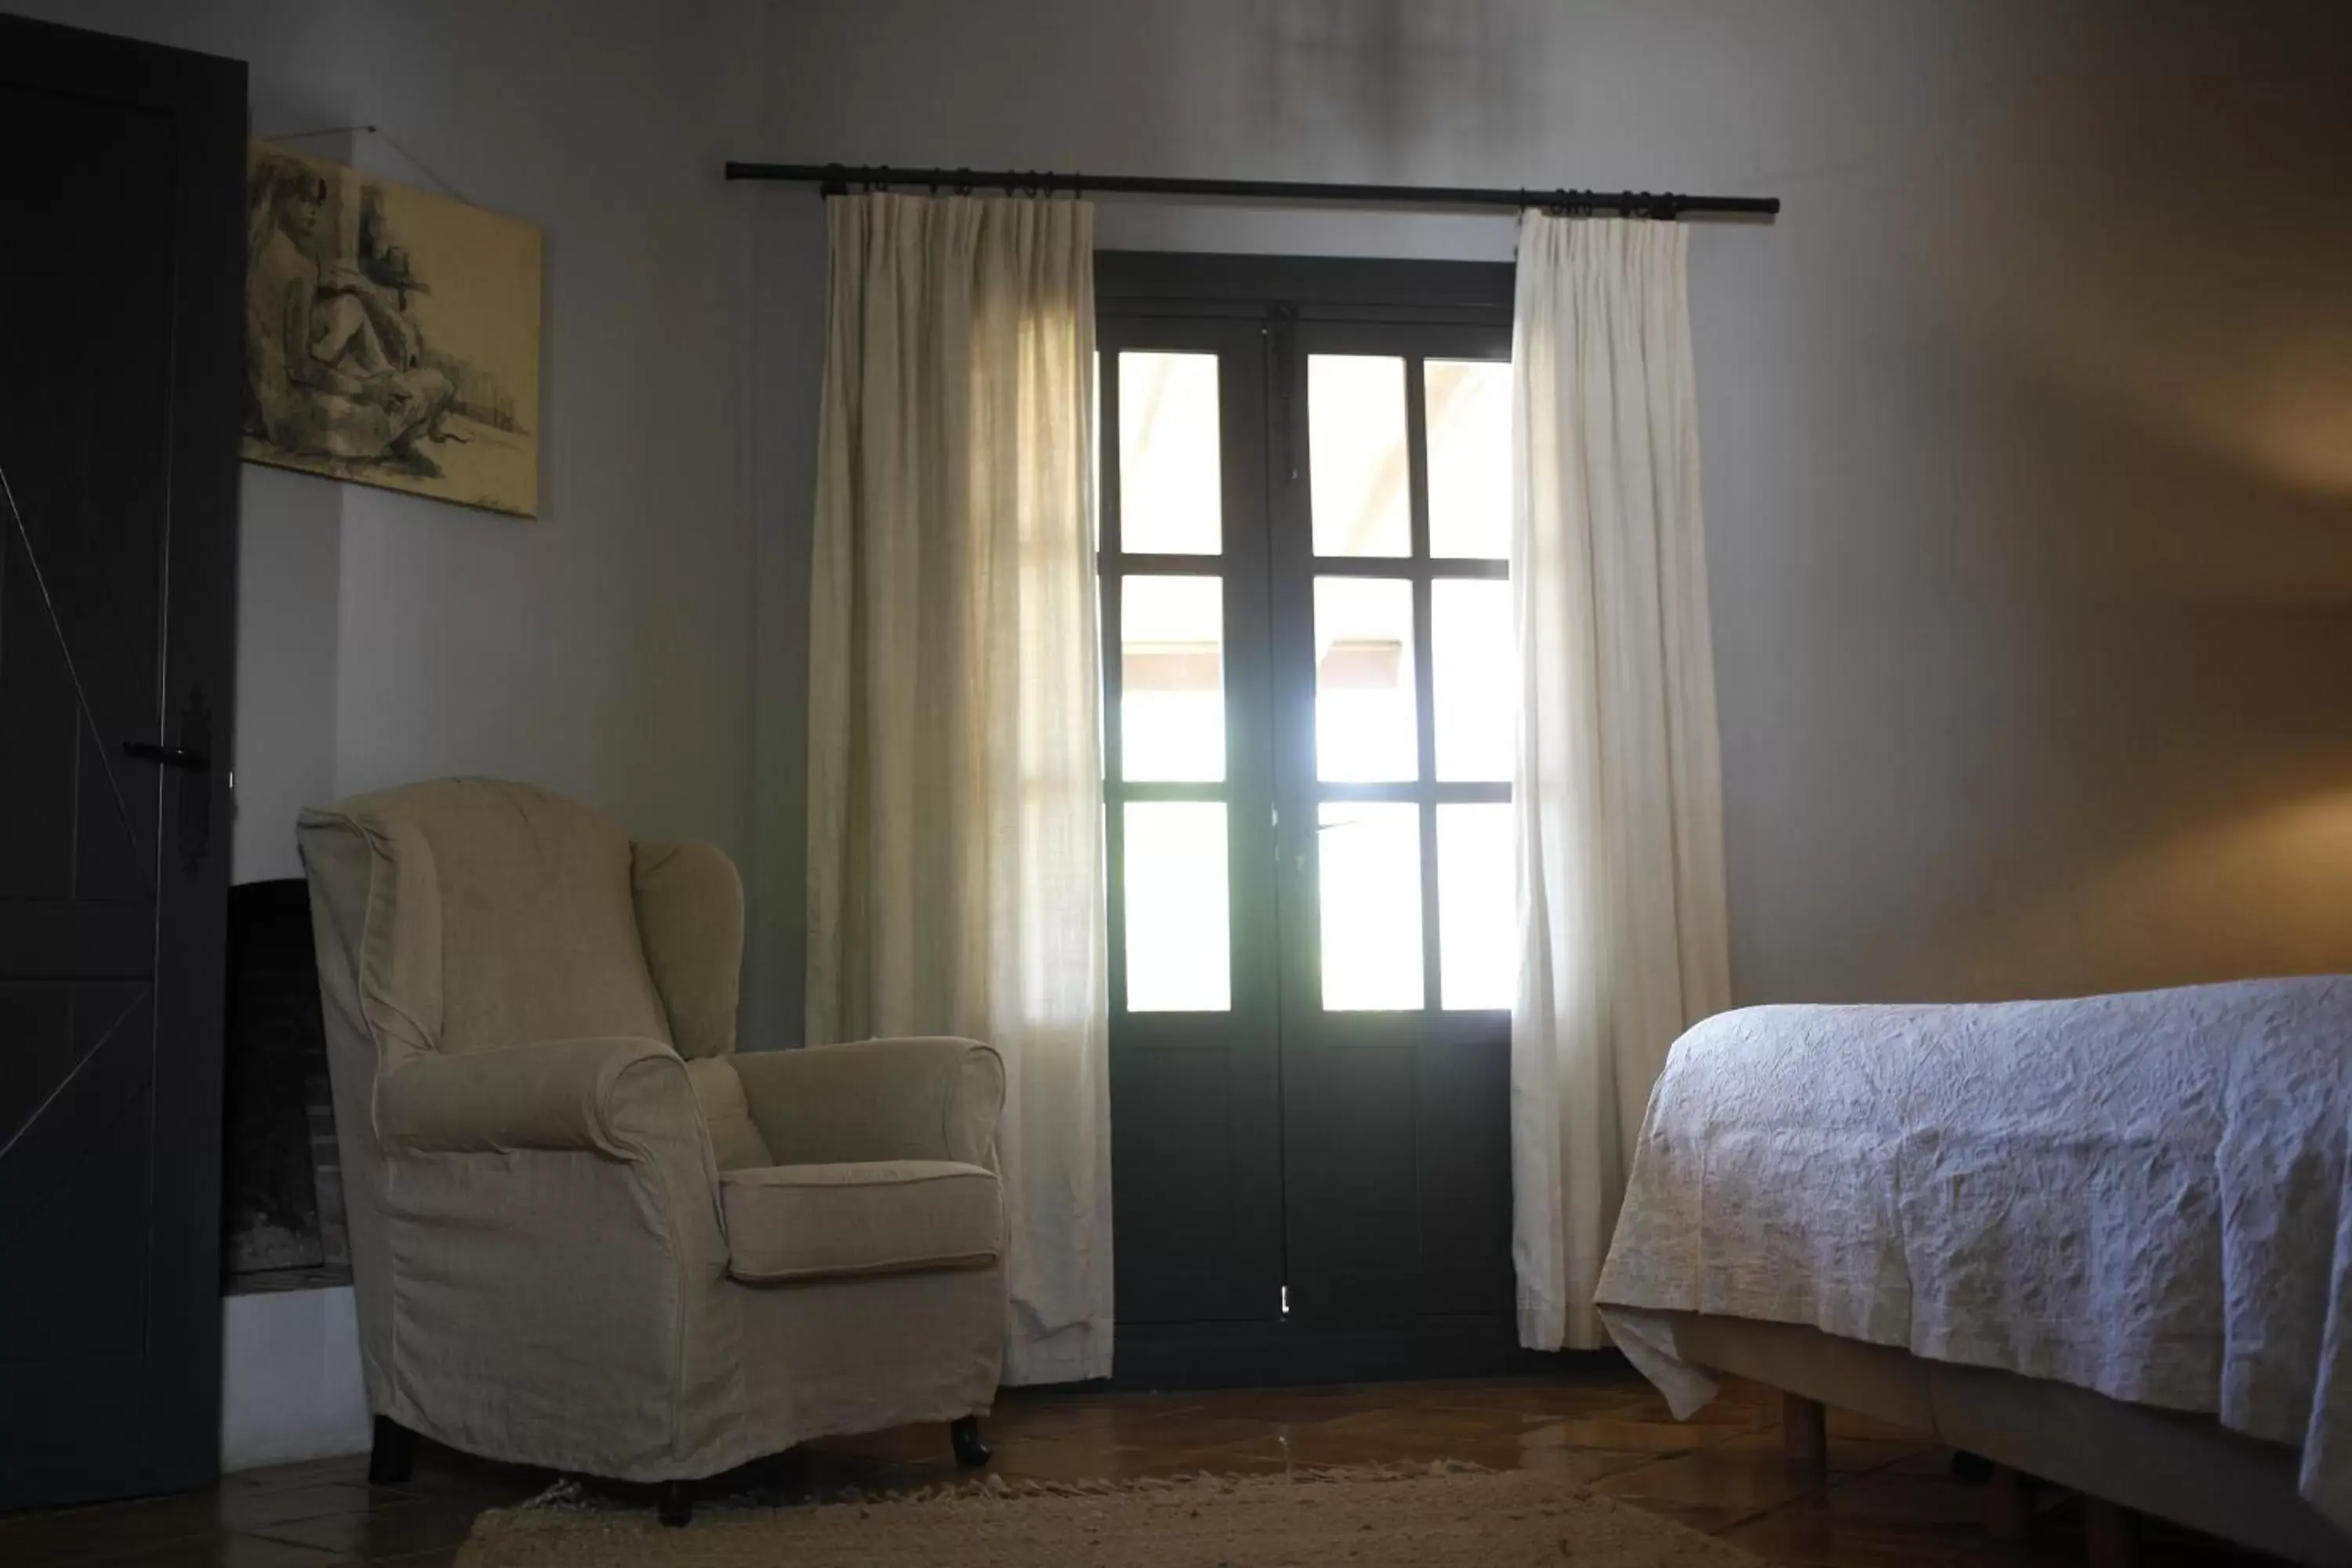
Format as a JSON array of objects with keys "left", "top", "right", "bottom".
[
  {"left": 1780, "top": 1392, "right": 1828, "bottom": 1476},
  {"left": 2084, "top": 1497, "right": 2138, "bottom": 1568},
  {"left": 1985, "top": 1465, "right": 2032, "bottom": 1539}
]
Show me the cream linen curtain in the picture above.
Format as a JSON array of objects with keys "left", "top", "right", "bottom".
[
  {"left": 1510, "top": 215, "right": 1732, "bottom": 1352},
  {"left": 806, "top": 193, "right": 1112, "bottom": 1384}
]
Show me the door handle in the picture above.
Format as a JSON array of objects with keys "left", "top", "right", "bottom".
[
  {"left": 122, "top": 739, "right": 210, "bottom": 771},
  {"left": 126, "top": 686, "right": 216, "bottom": 874}
]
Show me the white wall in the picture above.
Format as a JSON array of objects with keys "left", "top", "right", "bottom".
[
  {"left": 15, "top": 0, "right": 765, "bottom": 1465},
  {"left": 750, "top": 0, "right": 2352, "bottom": 1022},
  {"left": 218, "top": 1287, "right": 370, "bottom": 1472}
]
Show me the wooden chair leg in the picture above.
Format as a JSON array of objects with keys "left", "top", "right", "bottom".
[
  {"left": 1985, "top": 1465, "right": 2032, "bottom": 1539},
  {"left": 2084, "top": 1497, "right": 2138, "bottom": 1568},
  {"left": 367, "top": 1415, "right": 414, "bottom": 1486},
  {"left": 1781, "top": 1392, "right": 1828, "bottom": 1477},
  {"left": 657, "top": 1479, "right": 695, "bottom": 1527}
]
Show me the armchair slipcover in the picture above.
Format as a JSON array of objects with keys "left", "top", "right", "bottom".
[{"left": 298, "top": 779, "right": 1006, "bottom": 1483}]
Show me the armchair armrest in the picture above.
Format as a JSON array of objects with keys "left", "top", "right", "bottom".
[
  {"left": 363, "top": 1033, "right": 731, "bottom": 1442},
  {"left": 729, "top": 1037, "right": 1005, "bottom": 1169},
  {"left": 376, "top": 1036, "right": 696, "bottom": 1157}
]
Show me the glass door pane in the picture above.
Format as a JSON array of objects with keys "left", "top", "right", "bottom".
[
  {"left": 1312, "top": 577, "right": 1417, "bottom": 782},
  {"left": 1425, "top": 358, "right": 1512, "bottom": 559},
  {"left": 1316, "top": 802, "right": 1424, "bottom": 1011},
  {"left": 1119, "top": 351, "right": 1221, "bottom": 554},
  {"left": 1120, "top": 575, "right": 1224, "bottom": 782},
  {"left": 1307, "top": 355, "right": 1410, "bottom": 557},
  {"left": 1123, "top": 801, "right": 1232, "bottom": 1011},
  {"left": 1437, "top": 803, "right": 1515, "bottom": 1009},
  {"left": 1432, "top": 578, "right": 1512, "bottom": 782}
]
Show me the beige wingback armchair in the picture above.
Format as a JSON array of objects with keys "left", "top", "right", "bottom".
[{"left": 297, "top": 779, "right": 1006, "bottom": 1521}]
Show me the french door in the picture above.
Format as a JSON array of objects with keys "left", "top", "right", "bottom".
[{"left": 1100, "top": 255, "right": 1526, "bottom": 1383}]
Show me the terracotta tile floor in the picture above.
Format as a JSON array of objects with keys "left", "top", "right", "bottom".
[{"left": 0, "top": 1367, "right": 2286, "bottom": 1566}]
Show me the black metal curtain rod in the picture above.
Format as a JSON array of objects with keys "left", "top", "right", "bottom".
[{"left": 723, "top": 162, "right": 1780, "bottom": 220}]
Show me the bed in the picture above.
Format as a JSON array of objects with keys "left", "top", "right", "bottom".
[{"left": 1594, "top": 976, "right": 2352, "bottom": 1566}]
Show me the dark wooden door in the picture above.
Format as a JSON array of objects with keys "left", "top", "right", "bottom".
[
  {"left": 1100, "top": 256, "right": 1526, "bottom": 1385},
  {"left": 0, "top": 15, "right": 246, "bottom": 1509},
  {"left": 1267, "top": 314, "right": 1519, "bottom": 1363},
  {"left": 1098, "top": 312, "right": 1288, "bottom": 1345}
]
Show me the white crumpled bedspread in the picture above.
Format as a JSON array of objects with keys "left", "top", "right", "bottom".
[{"left": 1595, "top": 977, "right": 2352, "bottom": 1527}]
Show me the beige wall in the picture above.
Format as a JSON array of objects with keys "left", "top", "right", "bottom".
[{"left": 749, "top": 0, "right": 2352, "bottom": 1018}]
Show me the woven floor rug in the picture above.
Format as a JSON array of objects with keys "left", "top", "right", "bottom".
[{"left": 457, "top": 1462, "right": 1762, "bottom": 1566}]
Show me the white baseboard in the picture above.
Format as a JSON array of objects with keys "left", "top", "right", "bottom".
[{"left": 221, "top": 1285, "right": 371, "bottom": 1472}]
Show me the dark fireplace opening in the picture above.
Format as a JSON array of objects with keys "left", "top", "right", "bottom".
[{"left": 221, "top": 878, "right": 349, "bottom": 1294}]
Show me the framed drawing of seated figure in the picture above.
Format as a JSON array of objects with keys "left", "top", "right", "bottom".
[{"left": 243, "top": 143, "right": 541, "bottom": 517}]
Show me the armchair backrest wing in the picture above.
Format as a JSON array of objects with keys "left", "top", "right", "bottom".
[
  {"left": 633, "top": 841, "right": 743, "bottom": 1059},
  {"left": 298, "top": 778, "right": 673, "bottom": 1058}
]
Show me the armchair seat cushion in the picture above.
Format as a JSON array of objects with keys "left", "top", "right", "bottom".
[{"left": 720, "top": 1160, "right": 1004, "bottom": 1284}]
